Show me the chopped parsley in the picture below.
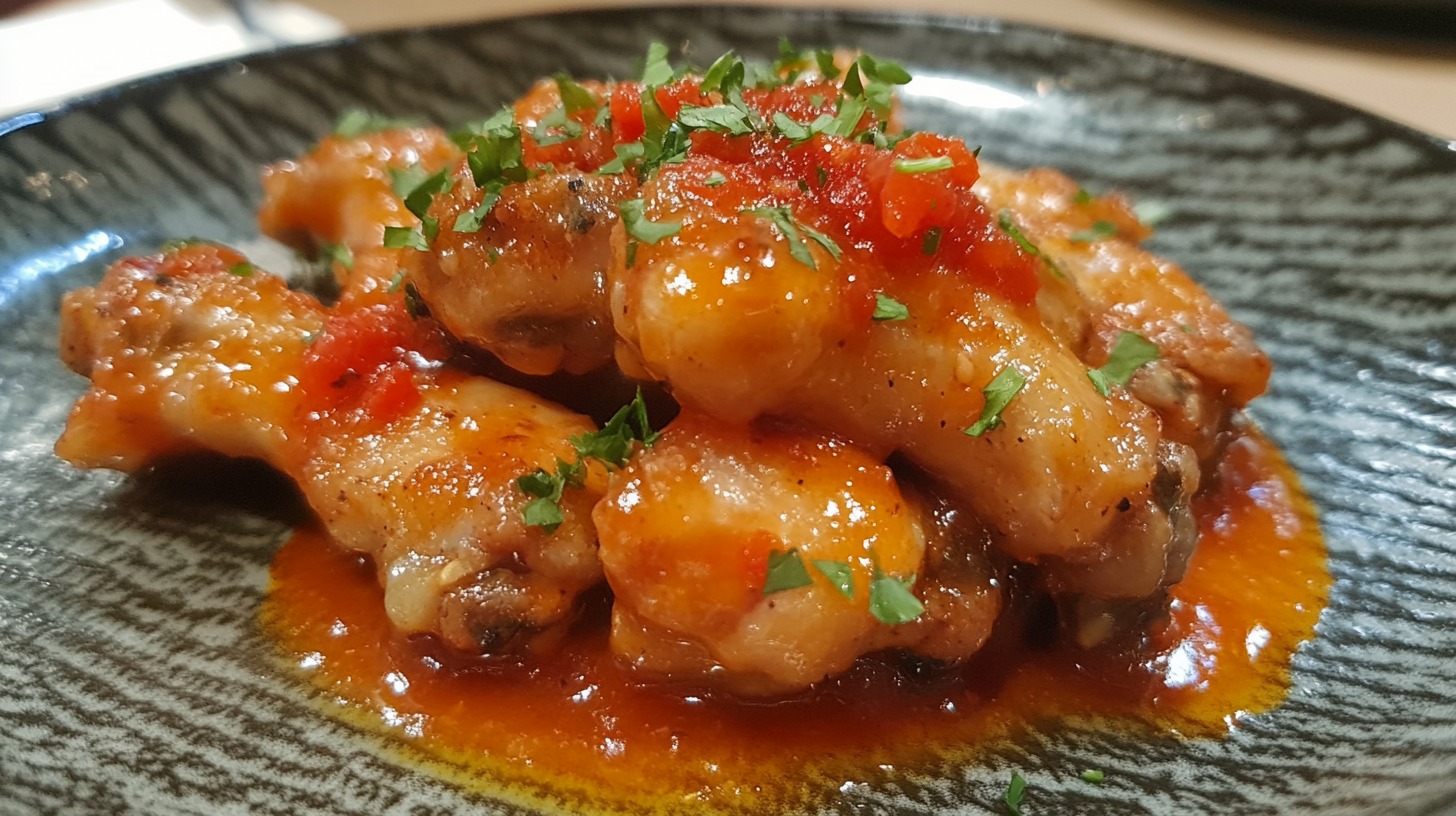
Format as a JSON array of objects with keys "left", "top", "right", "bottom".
[
  {"left": 872, "top": 293, "right": 910, "bottom": 322},
  {"left": 703, "top": 170, "right": 728, "bottom": 187},
  {"left": 599, "top": 142, "right": 646, "bottom": 175},
  {"left": 323, "top": 242, "right": 354, "bottom": 270},
  {"left": 386, "top": 269, "right": 405, "bottom": 293},
  {"left": 763, "top": 549, "right": 814, "bottom": 595},
  {"left": 963, "top": 366, "right": 1027, "bottom": 437},
  {"left": 1069, "top": 220, "right": 1117, "bottom": 243},
  {"left": 1080, "top": 769, "right": 1106, "bottom": 785},
  {"left": 1133, "top": 200, "right": 1173, "bottom": 228},
  {"left": 227, "top": 262, "right": 255, "bottom": 277},
  {"left": 813, "top": 49, "right": 840, "bottom": 81},
  {"left": 1087, "top": 331, "right": 1159, "bottom": 396},
  {"left": 742, "top": 205, "right": 841, "bottom": 270},
  {"left": 552, "top": 73, "right": 598, "bottom": 115},
  {"left": 1004, "top": 772, "right": 1027, "bottom": 816},
  {"left": 922, "top": 227, "right": 943, "bottom": 255},
  {"left": 997, "top": 210, "right": 1064, "bottom": 278},
  {"left": 382, "top": 225, "right": 429, "bottom": 252},
  {"left": 676, "top": 104, "right": 755, "bottom": 136},
  {"left": 893, "top": 155, "right": 954, "bottom": 174},
  {"left": 453, "top": 188, "right": 501, "bottom": 233},
  {"left": 1073, "top": 187, "right": 1095, "bottom": 205},
  {"left": 333, "top": 109, "right": 420, "bottom": 138},
  {"left": 700, "top": 50, "right": 741, "bottom": 93},
  {"left": 519, "top": 390, "right": 659, "bottom": 532},
  {"left": 868, "top": 568, "right": 924, "bottom": 625},
  {"left": 811, "top": 560, "right": 855, "bottom": 599},
  {"left": 531, "top": 106, "right": 584, "bottom": 146},
  {"left": 402, "top": 282, "right": 428, "bottom": 319},
  {"left": 640, "top": 41, "right": 675, "bottom": 86},
  {"left": 619, "top": 198, "right": 682, "bottom": 244}
]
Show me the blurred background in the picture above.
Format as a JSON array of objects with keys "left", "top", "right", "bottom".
[{"left": 1, "top": 0, "right": 1453, "bottom": 138}]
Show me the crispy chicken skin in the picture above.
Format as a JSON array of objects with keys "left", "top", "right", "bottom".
[{"left": 57, "top": 243, "right": 605, "bottom": 655}]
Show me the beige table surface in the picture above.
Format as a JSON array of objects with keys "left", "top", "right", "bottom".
[{"left": 7, "top": 0, "right": 1456, "bottom": 139}]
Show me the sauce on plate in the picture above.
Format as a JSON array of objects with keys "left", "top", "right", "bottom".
[{"left": 262, "top": 427, "right": 1327, "bottom": 814}]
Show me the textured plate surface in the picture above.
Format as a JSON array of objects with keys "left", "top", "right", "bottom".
[{"left": 2, "top": 6, "right": 1454, "bottom": 814}]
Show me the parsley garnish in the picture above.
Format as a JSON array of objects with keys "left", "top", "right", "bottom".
[
  {"left": 868, "top": 568, "right": 924, "bottom": 624},
  {"left": 453, "top": 188, "right": 501, "bottom": 233},
  {"left": 703, "top": 170, "right": 728, "bottom": 187},
  {"left": 922, "top": 227, "right": 943, "bottom": 255},
  {"left": 383, "top": 225, "right": 429, "bottom": 252},
  {"left": 1087, "top": 331, "right": 1159, "bottom": 396},
  {"left": 323, "top": 242, "right": 353, "bottom": 270},
  {"left": 227, "top": 262, "right": 254, "bottom": 277},
  {"left": 811, "top": 560, "right": 855, "bottom": 598},
  {"left": 641, "top": 41, "right": 675, "bottom": 86},
  {"left": 1069, "top": 220, "right": 1117, "bottom": 243},
  {"left": 619, "top": 198, "right": 682, "bottom": 244},
  {"left": 1133, "top": 200, "right": 1172, "bottom": 227},
  {"left": 1073, "top": 187, "right": 1095, "bottom": 205},
  {"left": 552, "top": 73, "right": 598, "bottom": 115},
  {"left": 390, "top": 166, "right": 453, "bottom": 241},
  {"left": 1080, "top": 769, "right": 1106, "bottom": 785},
  {"left": 763, "top": 549, "right": 814, "bottom": 595},
  {"left": 532, "top": 106, "right": 584, "bottom": 146},
  {"left": 873, "top": 293, "right": 909, "bottom": 322},
  {"left": 386, "top": 270, "right": 405, "bottom": 293},
  {"left": 701, "top": 50, "right": 740, "bottom": 93},
  {"left": 599, "top": 142, "right": 646, "bottom": 175},
  {"left": 1004, "top": 772, "right": 1027, "bottom": 816},
  {"left": 813, "top": 49, "right": 840, "bottom": 81},
  {"left": 997, "top": 210, "right": 1064, "bottom": 278},
  {"left": 676, "top": 104, "right": 755, "bottom": 135},
  {"left": 893, "top": 155, "right": 954, "bottom": 174},
  {"left": 518, "top": 390, "right": 659, "bottom": 532},
  {"left": 964, "top": 366, "right": 1026, "bottom": 437},
  {"left": 333, "top": 109, "right": 419, "bottom": 138},
  {"left": 402, "top": 282, "right": 428, "bottom": 319},
  {"left": 742, "top": 205, "right": 841, "bottom": 269}
]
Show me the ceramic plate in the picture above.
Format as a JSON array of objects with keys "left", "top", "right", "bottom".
[{"left": 2, "top": 6, "right": 1453, "bottom": 814}]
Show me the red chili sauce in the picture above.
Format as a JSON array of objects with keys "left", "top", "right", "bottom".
[{"left": 261, "top": 427, "right": 1328, "bottom": 814}]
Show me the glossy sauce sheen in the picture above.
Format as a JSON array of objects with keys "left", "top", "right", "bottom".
[{"left": 263, "top": 429, "right": 1327, "bottom": 814}]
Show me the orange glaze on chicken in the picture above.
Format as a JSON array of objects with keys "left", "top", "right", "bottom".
[{"left": 262, "top": 424, "right": 1327, "bottom": 815}]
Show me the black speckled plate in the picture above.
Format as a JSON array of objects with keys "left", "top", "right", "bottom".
[{"left": 2, "top": 7, "right": 1454, "bottom": 814}]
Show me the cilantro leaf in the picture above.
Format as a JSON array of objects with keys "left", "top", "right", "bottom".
[
  {"left": 676, "top": 104, "right": 755, "bottom": 136},
  {"left": 452, "top": 187, "right": 501, "bottom": 233},
  {"left": 383, "top": 225, "right": 429, "bottom": 252},
  {"left": 531, "top": 106, "right": 584, "bottom": 146},
  {"left": 599, "top": 142, "right": 646, "bottom": 175},
  {"left": 1069, "top": 220, "right": 1117, "bottom": 243},
  {"left": 641, "top": 41, "right": 674, "bottom": 86},
  {"left": 1087, "top": 331, "right": 1159, "bottom": 396},
  {"left": 868, "top": 571, "right": 924, "bottom": 624},
  {"left": 964, "top": 366, "right": 1027, "bottom": 437},
  {"left": 873, "top": 293, "right": 910, "bottom": 322},
  {"left": 619, "top": 198, "right": 682, "bottom": 244},
  {"left": 1004, "top": 772, "right": 1027, "bottom": 816},
  {"left": 1080, "top": 769, "right": 1106, "bottom": 785},
  {"left": 553, "top": 73, "right": 598, "bottom": 115},
  {"left": 997, "top": 210, "right": 1064, "bottom": 278},
  {"left": 570, "top": 388, "right": 659, "bottom": 468},
  {"left": 893, "top": 155, "right": 954, "bottom": 174},
  {"left": 811, "top": 560, "right": 855, "bottom": 599},
  {"left": 764, "top": 549, "right": 814, "bottom": 595},
  {"left": 228, "top": 262, "right": 255, "bottom": 277},
  {"left": 701, "top": 51, "right": 742, "bottom": 93},
  {"left": 334, "top": 109, "right": 420, "bottom": 138},
  {"left": 743, "top": 205, "right": 839, "bottom": 269},
  {"left": 813, "top": 49, "right": 840, "bottom": 80}
]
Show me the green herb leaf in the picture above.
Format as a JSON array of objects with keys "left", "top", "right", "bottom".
[
  {"left": 396, "top": 167, "right": 454, "bottom": 222},
  {"left": 872, "top": 293, "right": 910, "bottom": 322},
  {"left": 771, "top": 111, "right": 815, "bottom": 142},
  {"left": 743, "top": 205, "right": 839, "bottom": 269},
  {"left": 1080, "top": 769, "right": 1106, "bottom": 785},
  {"left": 389, "top": 165, "right": 430, "bottom": 201},
  {"left": 383, "top": 225, "right": 429, "bottom": 252},
  {"left": 764, "top": 549, "right": 814, "bottom": 595},
  {"left": 813, "top": 49, "right": 840, "bottom": 81},
  {"left": 521, "top": 496, "right": 566, "bottom": 532},
  {"left": 387, "top": 269, "right": 405, "bottom": 293},
  {"left": 1004, "top": 772, "right": 1027, "bottom": 816},
  {"left": 599, "top": 141, "right": 646, "bottom": 175},
  {"left": 964, "top": 366, "right": 1027, "bottom": 437},
  {"left": 1087, "top": 331, "right": 1159, "bottom": 396},
  {"left": 921, "top": 226, "right": 943, "bottom": 255},
  {"left": 1069, "top": 220, "right": 1117, "bottom": 243},
  {"left": 676, "top": 104, "right": 755, "bottom": 136},
  {"left": 857, "top": 54, "right": 912, "bottom": 85},
  {"left": 334, "top": 109, "right": 419, "bottom": 138},
  {"left": 570, "top": 388, "right": 659, "bottom": 469},
  {"left": 228, "top": 262, "right": 255, "bottom": 277},
  {"left": 1073, "top": 187, "right": 1095, "bottom": 205},
  {"left": 619, "top": 198, "right": 682, "bottom": 244},
  {"left": 453, "top": 187, "right": 502, "bottom": 233},
  {"left": 701, "top": 51, "right": 741, "bottom": 93},
  {"left": 531, "top": 106, "right": 584, "bottom": 146},
  {"left": 997, "top": 210, "right": 1064, "bottom": 278},
  {"left": 553, "top": 73, "right": 598, "bottom": 115},
  {"left": 811, "top": 560, "right": 855, "bottom": 599},
  {"left": 703, "top": 170, "right": 728, "bottom": 187},
  {"left": 403, "top": 282, "right": 428, "bottom": 319},
  {"left": 893, "top": 155, "right": 954, "bottom": 174},
  {"left": 826, "top": 95, "right": 869, "bottom": 138},
  {"left": 868, "top": 571, "right": 924, "bottom": 624},
  {"left": 323, "top": 243, "right": 354, "bottom": 270},
  {"left": 641, "top": 41, "right": 674, "bottom": 86},
  {"left": 1133, "top": 200, "right": 1173, "bottom": 228}
]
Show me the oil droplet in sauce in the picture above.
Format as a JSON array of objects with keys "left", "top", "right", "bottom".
[{"left": 261, "top": 430, "right": 1328, "bottom": 814}]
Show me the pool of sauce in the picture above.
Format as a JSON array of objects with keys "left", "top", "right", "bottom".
[{"left": 261, "top": 429, "right": 1328, "bottom": 814}]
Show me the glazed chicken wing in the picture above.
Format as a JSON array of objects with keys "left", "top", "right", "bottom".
[{"left": 57, "top": 243, "right": 605, "bottom": 654}]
